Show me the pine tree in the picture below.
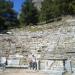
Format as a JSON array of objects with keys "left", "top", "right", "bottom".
[
  {"left": 0, "top": 0, "right": 18, "bottom": 30},
  {"left": 40, "top": 0, "right": 75, "bottom": 23},
  {"left": 59, "top": 0, "right": 74, "bottom": 15},
  {"left": 19, "top": 0, "right": 39, "bottom": 26},
  {"left": 40, "top": 0, "right": 61, "bottom": 23}
]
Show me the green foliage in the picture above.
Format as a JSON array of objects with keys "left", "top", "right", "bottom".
[
  {"left": 40, "top": 0, "right": 61, "bottom": 22},
  {"left": 40, "top": 0, "right": 52, "bottom": 22},
  {"left": 0, "top": 0, "right": 18, "bottom": 31},
  {"left": 71, "top": 0, "right": 75, "bottom": 14},
  {"left": 19, "top": 0, "right": 39, "bottom": 26},
  {"left": 40, "top": 0, "right": 75, "bottom": 22},
  {"left": 1, "top": 0, "right": 75, "bottom": 30}
]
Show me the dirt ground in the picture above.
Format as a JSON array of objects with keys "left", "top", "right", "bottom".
[{"left": 0, "top": 69, "right": 47, "bottom": 75}]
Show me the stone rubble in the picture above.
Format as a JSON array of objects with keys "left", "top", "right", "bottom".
[{"left": 0, "top": 18, "right": 75, "bottom": 59}]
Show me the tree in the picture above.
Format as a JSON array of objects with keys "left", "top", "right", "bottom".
[
  {"left": 40, "top": 0, "right": 61, "bottom": 23},
  {"left": 19, "top": 0, "right": 39, "bottom": 26},
  {"left": 59, "top": 0, "right": 74, "bottom": 15},
  {"left": 40, "top": 0, "right": 52, "bottom": 22},
  {"left": 51, "top": 0, "right": 61, "bottom": 18},
  {"left": 40, "top": 0, "right": 75, "bottom": 23},
  {"left": 71, "top": 0, "right": 75, "bottom": 15},
  {"left": 0, "top": 0, "right": 18, "bottom": 30}
]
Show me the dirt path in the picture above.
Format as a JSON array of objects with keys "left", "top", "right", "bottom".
[{"left": 0, "top": 69, "right": 47, "bottom": 75}]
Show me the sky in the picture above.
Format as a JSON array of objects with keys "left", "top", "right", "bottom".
[{"left": 11, "top": 0, "right": 25, "bottom": 12}]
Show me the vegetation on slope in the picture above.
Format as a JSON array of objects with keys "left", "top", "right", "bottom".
[{"left": 0, "top": 0, "right": 75, "bottom": 31}]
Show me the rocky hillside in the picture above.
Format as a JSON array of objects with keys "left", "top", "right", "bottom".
[{"left": 0, "top": 16, "right": 75, "bottom": 58}]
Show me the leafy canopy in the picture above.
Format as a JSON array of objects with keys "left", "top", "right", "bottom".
[
  {"left": 0, "top": 0, "right": 18, "bottom": 30},
  {"left": 19, "top": 0, "right": 39, "bottom": 26}
]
